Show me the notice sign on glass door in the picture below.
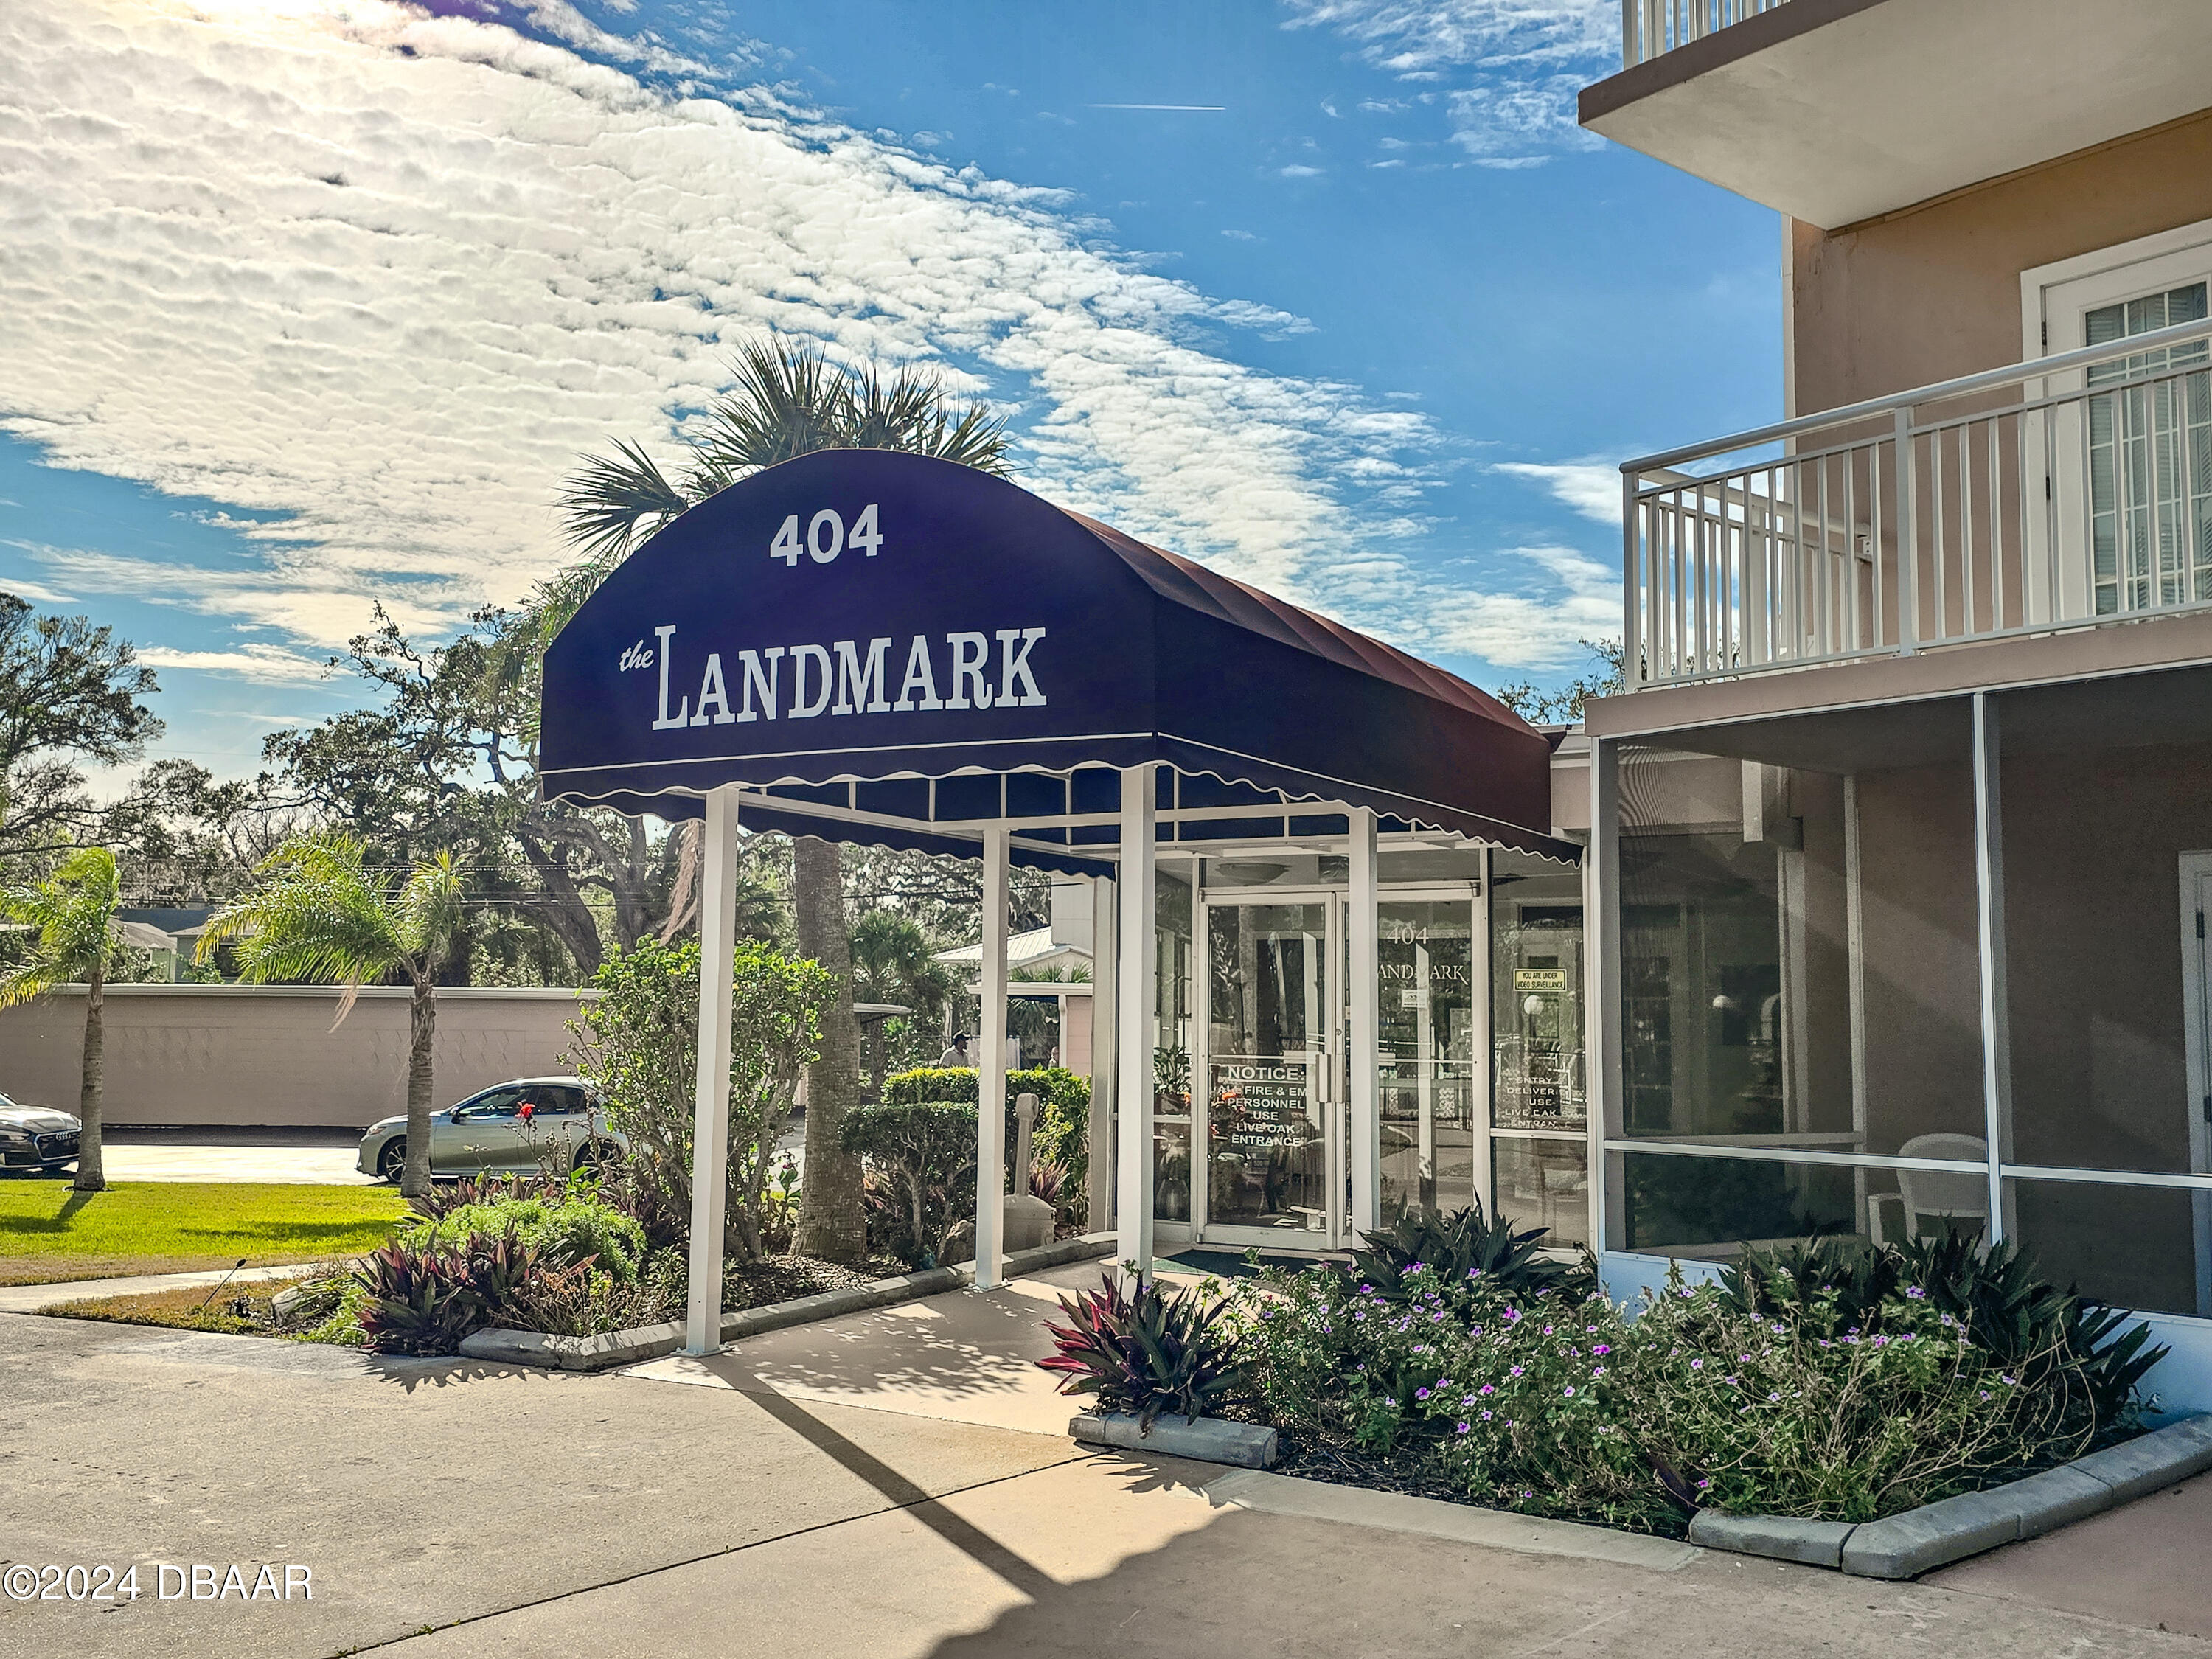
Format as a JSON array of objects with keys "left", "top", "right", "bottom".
[{"left": 1211, "top": 1061, "right": 1312, "bottom": 1151}]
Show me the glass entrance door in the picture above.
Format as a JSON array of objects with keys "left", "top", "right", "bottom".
[
  {"left": 1198, "top": 897, "right": 1344, "bottom": 1247},
  {"left": 1489, "top": 854, "right": 1590, "bottom": 1247}
]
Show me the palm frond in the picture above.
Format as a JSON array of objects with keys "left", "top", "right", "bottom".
[
  {"left": 395, "top": 850, "right": 467, "bottom": 970},
  {"left": 557, "top": 438, "right": 690, "bottom": 566},
  {"left": 196, "top": 832, "right": 404, "bottom": 1026},
  {"left": 685, "top": 336, "right": 849, "bottom": 493},
  {"left": 0, "top": 846, "right": 120, "bottom": 1006}
]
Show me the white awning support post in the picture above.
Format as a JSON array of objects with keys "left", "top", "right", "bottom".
[
  {"left": 1971, "top": 692, "right": 2014, "bottom": 1243},
  {"left": 1116, "top": 765, "right": 1158, "bottom": 1284},
  {"left": 684, "top": 785, "right": 741, "bottom": 1355},
  {"left": 1347, "top": 804, "right": 1380, "bottom": 1240},
  {"left": 1087, "top": 874, "right": 1119, "bottom": 1238},
  {"left": 975, "top": 824, "right": 1010, "bottom": 1290}
]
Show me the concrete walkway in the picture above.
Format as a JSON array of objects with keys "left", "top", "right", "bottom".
[
  {"left": 3, "top": 1265, "right": 2209, "bottom": 1658},
  {"left": 0, "top": 1262, "right": 323, "bottom": 1313}
]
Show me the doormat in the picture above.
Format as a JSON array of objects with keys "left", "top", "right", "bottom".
[{"left": 1158, "top": 1248, "right": 1345, "bottom": 1279}]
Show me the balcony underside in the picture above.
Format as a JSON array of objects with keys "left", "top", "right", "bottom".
[{"left": 1583, "top": 0, "right": 2212, "bottom": 229}]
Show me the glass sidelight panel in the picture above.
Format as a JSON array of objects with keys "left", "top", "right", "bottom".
[
  {"left": 1377, "top": 900, "right": 1477, "bottom": 1221},
  {"left": 1491, "top": 869, "right": 1587, "bottom": 1134},
  {"left": 1205, "top": 902, "right": 1335, "bottom": 1235},
  {"left": 1489, "top": 857, "right": 1587, "bottom": 1241}
]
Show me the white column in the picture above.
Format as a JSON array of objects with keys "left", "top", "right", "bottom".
[
  {"left": 975, "top": 824, "right": 1010, "bottom": 1289},
  {"left": 1972, "top": 693, "right": 2014, "bottom": 1242},
  {"left": 684, "top": 786, "right": 740, "bottom": 1355},
  {"left": 1115, "top": 765, "right": 1157, "bottom": 1281},
  {"left": 1087, "top": 875, "right": 1119, "bottom": 1236},
  {"left": 1347, "top": 805, "right": 1380, "bottom": 1237},
  {"left": 1587, "top": 740, "right": 1624, "bottom": 1259}
]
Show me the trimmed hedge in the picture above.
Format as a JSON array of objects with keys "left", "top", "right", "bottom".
[{"left": 883, "top": 1065, "right": 1092, "bottom": 1203}]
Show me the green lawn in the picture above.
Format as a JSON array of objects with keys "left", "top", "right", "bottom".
[{"left": 0, "top": 1182, "right": 409, "bottom": 1285}]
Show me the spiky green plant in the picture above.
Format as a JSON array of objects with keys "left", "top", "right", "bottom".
[
  {"left": 0, "top": 846, "right": 125, "bottom": 1190},
  {"left": 1039, "top": 1270, "right": 1246, "bottom": 1432},
  {"left": 196, "top": 832, "right": 465, "bottom": 1197}
]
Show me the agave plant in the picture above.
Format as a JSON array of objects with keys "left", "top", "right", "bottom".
[
  {"left": 1338, "top": 1202, "right": 1596, "bottom": 1307},
  {"left": 1038, "top": 1271, "right": 1245, "bottom": 1431}
]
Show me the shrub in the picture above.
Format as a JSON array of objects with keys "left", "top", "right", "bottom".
[
  {"left": 1231, "top": 1222, "right": 2165, "bottom": 1533},
  {"left": 494, "top": 1246, "right": 688, "bottom": 1337},
  {"left": 404, "top": 1172, "right": 564, "bottom": 1223},
  {"left": 406, "top": 1196, "right": 647, "bottom": 1283},
  {"left": 1722, "top": 1231, "right": 2165, "bottom": 1448},
  {"left": 841, "top": 1099, "right": 977, "bottom": 1268},
  {"left": 1040, "top": 1271, "right": 1245, "bottom": 1431},
  {"left": 567, "top": 936, "right": 835, "bottom": 1262},
  {"left": 880, "top": 1065, "right": 1091, "bottom": 1218}
]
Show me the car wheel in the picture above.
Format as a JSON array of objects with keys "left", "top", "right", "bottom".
[
  {"left": 571, "top": 1140, "right": 612, "bottom": 1176},
  {"left": 378, "top": 1138, "right": 408, "bottom": 1183}
]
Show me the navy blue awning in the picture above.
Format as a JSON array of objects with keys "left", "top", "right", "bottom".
[{"left": 540, "top": 450, "right": 1573, "bottom": 868}]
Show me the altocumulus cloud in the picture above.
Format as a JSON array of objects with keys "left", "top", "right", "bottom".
[{"left": 0, "top": 0, "right": 1602, "bottom": 671}]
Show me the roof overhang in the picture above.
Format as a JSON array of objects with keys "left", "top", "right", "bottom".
[
  {"left": 1581, "top": 0, "right": 2212, "bottom": 229},
  {"left": 539, "top": 451, "right": 1576, "bottom": 869}
]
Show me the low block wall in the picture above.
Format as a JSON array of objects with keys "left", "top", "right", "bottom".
[{"left": 0, "top": 985, "right": 593, "bottom": 1130}]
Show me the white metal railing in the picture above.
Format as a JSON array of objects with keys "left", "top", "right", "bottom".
[
  {"left": 1621, "top": 0, "right": 1794, "bottom": 69},
  {"left": 1622, "top": 316, "right": 2212, "bottom": 689}
]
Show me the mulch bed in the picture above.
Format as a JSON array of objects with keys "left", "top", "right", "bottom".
[{"left": 720, "top": 1253, "right": 908, "bottom": 1312}]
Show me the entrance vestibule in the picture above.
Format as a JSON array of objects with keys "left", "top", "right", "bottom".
[{"left": 1146, "top": 848, "right": 1587, "bottom": 1256}]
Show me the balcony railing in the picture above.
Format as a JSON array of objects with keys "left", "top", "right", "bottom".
[
  {"left": 1621, "top": 317, "right": 2212, "bottom": 689},
  {"left": 1621, "top": 0, "right": 1794, "bottom": 69}
]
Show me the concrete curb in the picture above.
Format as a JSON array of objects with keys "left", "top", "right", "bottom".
[
  {"left": 459, "top": 1232, "right": 1114, "bottom": 1372},
  {"left": 1071, "top": 1411, "right": 1280, "bottom": 1468},
  {"left": 1689, "top": 1413, "right": 2212, "bottom": 1579}
]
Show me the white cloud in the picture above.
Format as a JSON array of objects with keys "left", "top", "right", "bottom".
[
  {"left": 1427, "top": 544, "right": 1618, "bottom": 668},
  {"left": 1279, "top": 164, "right": 1325, "bottom": 178},
  {"left": 1492, "top": 460, "right": 1624, "bottom": 524},
  {"left": 0, "top": 575, "right": 78, "bottom": 605},
  {"left": 0, "top": 0, "right": 1608, "bottom": 687},
  {"left": 136, "top": 644, "right": 332, "bottom": 686},
  {"left": 0, "top": 0, "right": 1448, "bottom": 646},
  {"left": 1283, "top": 1, "right": 1614, "bottom": 159}
]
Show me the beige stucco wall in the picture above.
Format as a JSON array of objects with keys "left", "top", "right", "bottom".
[
  {"left": 1790, "top": 110, "right": 2212, "bottom": 414},
  {"left": 0, "top": 986, "right": 591, "bottom": 1129}
]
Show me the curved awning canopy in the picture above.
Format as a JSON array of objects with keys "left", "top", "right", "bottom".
[{"left": 540, "top": 449, "right": 1575, "bottom": 869}]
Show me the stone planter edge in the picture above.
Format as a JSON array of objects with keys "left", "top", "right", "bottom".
[
  {"left": 458, "top": 1231, "right": 1113, "bottom": 1372},
  {"left": 1686, "top": 1412, "right": 2212, "bottom": 1578},
  {"left": 1071, "top": 1410, "right": 1281, "bottom": 1470}
]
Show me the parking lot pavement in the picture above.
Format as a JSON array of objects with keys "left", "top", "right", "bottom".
[
  {"left": 3, "top": 1295, "right": 2206, "bottom": 1659},
  {"left": 63, "top": 1128, "right": 374, "bottom": 1186}
]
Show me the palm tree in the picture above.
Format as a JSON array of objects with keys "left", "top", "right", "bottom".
[
  {"left": 0, "top": 847, "right": 125, "bottom": 1192},
  {"left": 552, "top": 335, "right": 1012, "bottom": 1264},
  {"left": 196, "top": 832, "right": 465, "bottom": 1198}
]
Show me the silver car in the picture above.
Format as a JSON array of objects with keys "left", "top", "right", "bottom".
[
  {"left": 0, "top": 1094, "right": 80, "bottom": 1173},
  {"left": 355, "top": 1077, "right": 624, "bottom": 1183}
]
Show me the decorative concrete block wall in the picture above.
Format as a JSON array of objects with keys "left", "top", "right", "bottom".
[{"left": 0, "top": 985, "right": 593, "bottom": 1129}]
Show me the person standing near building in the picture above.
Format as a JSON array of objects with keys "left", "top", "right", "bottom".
[{"left": 938, "top": 1032, "right": 971, "bottom": 1068}]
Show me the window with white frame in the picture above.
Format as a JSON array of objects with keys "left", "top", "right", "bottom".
[{"left": 2024, "top": 223, "right": 2212, "bottom": 619}]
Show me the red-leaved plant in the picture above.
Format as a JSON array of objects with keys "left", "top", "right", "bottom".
[{"left": 1038, "top": 1270, "right": 1244, "bottom": 1432}]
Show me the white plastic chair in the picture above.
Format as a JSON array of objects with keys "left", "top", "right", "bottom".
[{"left": 1868, "top": 1133, "right": 1989, "bottom": 1245}]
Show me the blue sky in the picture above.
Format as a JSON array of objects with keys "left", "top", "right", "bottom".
[{"left": 0, "top": 1, "right": 1780, "bottom": 784}]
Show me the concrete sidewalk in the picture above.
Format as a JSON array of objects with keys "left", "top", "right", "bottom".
[{"left": 4, "top": 1265, "right": 2209, "bottom": 1659}]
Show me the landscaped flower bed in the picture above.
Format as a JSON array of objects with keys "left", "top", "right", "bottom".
[{"left": 1042, "top": 1206, "right": 2166, "bottom": 1540}]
